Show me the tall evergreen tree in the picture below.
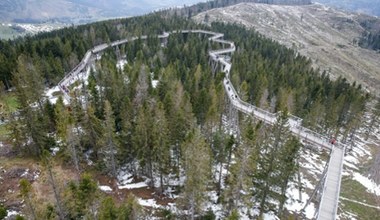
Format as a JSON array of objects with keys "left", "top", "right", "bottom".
[
  {"left": 180, "top": 128, "right": 211, "bottom": 220},
  {"left": 100, "top": 100, "right": 119, "bottom": 177}
]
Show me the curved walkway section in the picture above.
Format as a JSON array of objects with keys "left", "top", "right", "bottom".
[{"left": 57, "top": 29, "right": 346, "bottom": 220}]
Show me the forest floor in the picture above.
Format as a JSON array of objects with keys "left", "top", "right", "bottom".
[
  {"left": 0, "top": 140, "right": 176, "bottom": 219},
  {"left": 193, "top": 2, "right": 380, "bottom": 96}
]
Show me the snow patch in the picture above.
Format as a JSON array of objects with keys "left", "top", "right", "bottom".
[
  {"left": 117, "top": 169, "right": 134, "bottom": 185},
  {"left": 117, "top": 168, "right": 148, "bottom": 189},
  {"left": 263, "top": 212, "right": 280, "bottom": 220},
  {"left": 285, "top": 184, "right": 316, "bottom": 219},
  {"left": 152, "top": 80, "right": 159, "bottom": 88},
  {"left": 44, "top": 86, "right": 62, "bottom": 104},
  {"left": 116, "top": 59, "right": 128, "bottom": 71},
  {"left": 352, "top": 173, "right": 380, "bottom": 196},
  {"left": 99, "top": 185, "right": 113, "bottom": 192},
  {"left": 118, "top": 181, "right": 148, "bottom": 189},
  {"left": 7, "top": 210, "right": 21, "bottom": 218},
  {"left": 138, "top": 198, "right": 161, "bottom": 208},
  {"left": 51, "top": 147, "right": 60, "bottom": 156}
]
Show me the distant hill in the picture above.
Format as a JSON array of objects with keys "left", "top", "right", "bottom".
[
  {"left": 193, "top": 2, "right": 380, "bottom": 95},
  {"left": 0, "top": 0, "right": 205, "bottom": 24},
  {"left": 1, "top": 0, "right": 379, "bottom": 24},
  {"left": 315, "top": 0, "right": 380, "bottom": 16}
]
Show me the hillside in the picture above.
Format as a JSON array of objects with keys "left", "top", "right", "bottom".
[{"left": 193, "top": 2, "right": 380, "bottom": 95}]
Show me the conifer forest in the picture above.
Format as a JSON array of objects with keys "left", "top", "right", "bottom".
[{"left": 0, "top": 2, "right": 378, "bottom": 219}]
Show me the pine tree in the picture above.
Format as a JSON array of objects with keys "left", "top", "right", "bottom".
[
  {"left": 65, "top": 173, "right": 97, "bottom": 219},
  {"left": 54, "top": 97, "right": 71, "bottom": 140},
  {"left": 66, "top": 125, "right": 81, "bottom": 178},
  {"left": 152, "top": 101, "right": 170, "bottom": 193},
  {"left": 11, "top": 54, "right": 49, "bottom": 156},
  {"left": 254, "top": 110, "right": 291, "bottom": 216},
  {"left": 224, "top": 120, "right": 259, "bottom": 214},
  {"left": 180, "top": 128, "right": 211, "bottom": 220},
  {"left": 100, "top": 100, "right": 119, "bottom": 177},
  {"left": 82, "top": 105, "right": 104, "bottom": 159},
  {"left": 277, "top": 137, "right": 301, "bottom": 215},
  {"left": 132, "top": 104, "right": 151, "bottom": 177},
  {"left": 118, "top": 195, "right": 144, "bottom": 219},
  {"left": 365, "top": 99, "right": 380, "bottom": 140},
  {"left": 98, "top": 197, "right": 118, "bottom": 220}
]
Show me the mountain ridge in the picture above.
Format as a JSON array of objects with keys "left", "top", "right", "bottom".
[{"left": 193, "top": 2, "right": 380, "bottom": 95}]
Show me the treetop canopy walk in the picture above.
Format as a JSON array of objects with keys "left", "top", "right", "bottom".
[{"left": 58, "top": 29, "right": 346, "bottom": 220}]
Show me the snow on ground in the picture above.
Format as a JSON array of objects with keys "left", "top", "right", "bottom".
[
  {"left": 44, "top": 86, "right": 69, "bottom": 105},
  {"left": 119, "top": 182, "right": 148, "bottom": 190},
  {"left": 166, "top": 171, "right": 186, "bottom": 187},
  {"left": 352, "top": 173, "right": 380, "bottom": 196},
  {"left": 212, "top": 163, "right": 228, "bottom": 189},
  {"left": 285, "top": 184, "right": 316, "bottom": 219},
  {"left": 137, "top": 198, "right": 161, "bottom": 208},
  {"left": 6, "top": 210, "right": 21, "bottom": 218},
  {"left": 299, "top": 147, "right": 326, "bottom": 179},
  {"left": 117, "top": 168, "right": 148, "bottom": 189},
  {"left": 50, "top": 147, "right": 60, "bottom": 156},
  {"left": 117, "top": 169, "right": 134, "bottom": 185},
  {"left": 342, "top": 124, "right": 379, "bottom": 196},
  {"left": 83, "top": 148, "right": 94, "bottom": 166},
  {"left": 152, "top": 80, "right": 159, "bottom": 88},
  {"left": 116, "top": 59, "right": 128, "bottom": 71},
  {"left": 203, "top": 191, "right": 223, "bottom": 219},
  {"left": 339, "top": 210, "right": 358, "bottom": 220},
  {"left": 263, "top": 212, "right": 280, "bottom": 220},
  {"left": 98, "top": 185, "right": 113, "bottom": 192},
  {"left": 150, "top": 72, "right": 160, "bottom": 89},
  {"left": 340, "top": 196, "right": 380, "bottom": 210}
]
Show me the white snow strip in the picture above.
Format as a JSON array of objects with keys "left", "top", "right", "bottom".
[
  {"left": 7, "top": 210, "right": 20, "bottom": 217},
  {"left": 118, "top": 181, "right": 148, "bottom": 190},
  {"left": 353, "top": 172, "right": 380, "bottom": 196},
  {"left": 99, "top": 185, "right": 113, "bottom": 192},
  {"left": 137, "top": 198, "right": 161, "bottom": 208},
  {"left": 340, "top": 197, "right": 380, "bottom": 210}
]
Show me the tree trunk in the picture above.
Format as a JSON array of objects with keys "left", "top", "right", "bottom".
[
  {"left": 160, "top": 168, "right": 164, "bottom": 194},
  {"left": 225, "top": 145, "right": 233, "bottom": 176},
  {"left": 47, "top": 166, "right": 65, "bottom": 220},
  {"left": 190, "top": 193, "right": 195, "bottom": 220},
  {"left": 26, "top": 195, "right": 37, "bottom": 220},
  {"left": 217, "top": 162, "right": 223, "bottom": 196},
  {"left": 109, "top": 140, "right": 117, "bottom": 178},
  {"left": 259, "top": 188, "right": 268, "bottom": 216}
]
